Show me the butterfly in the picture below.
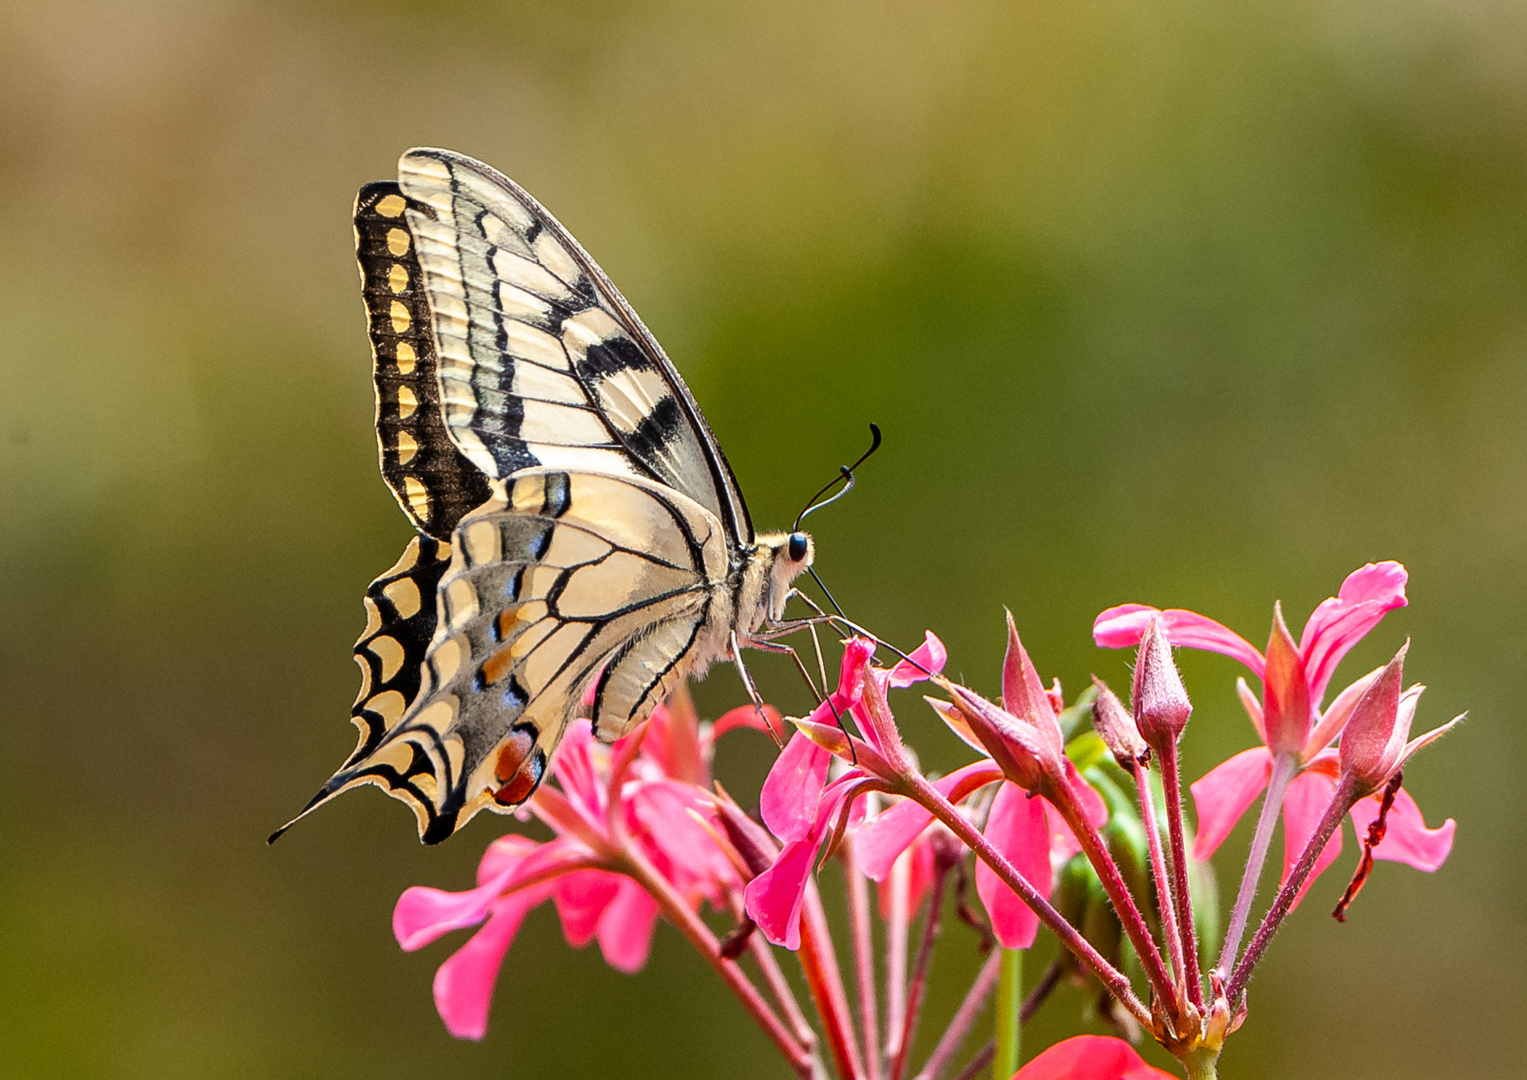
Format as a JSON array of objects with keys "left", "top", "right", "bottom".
[{"left": 275, "top": 148, "right": 823, "bottom": 844}]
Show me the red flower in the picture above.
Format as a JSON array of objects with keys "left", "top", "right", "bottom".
[{"left": 1010, "top": 1035, "right": 1178, "bottom": 1079}]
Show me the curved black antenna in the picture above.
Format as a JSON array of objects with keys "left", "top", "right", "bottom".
[{"left": 793, "top": 423, "right": 882, "bottom": 531}]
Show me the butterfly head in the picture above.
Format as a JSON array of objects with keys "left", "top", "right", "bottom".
[{"left": 756, "top": 529, "right": 815, "bottom": 622}]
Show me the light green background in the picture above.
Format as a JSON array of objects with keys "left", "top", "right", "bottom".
[{"left": 1, "top": 2, "right": 1519, "bottom": 1077}]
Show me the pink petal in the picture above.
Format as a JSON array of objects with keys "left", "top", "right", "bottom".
[
  {"left": 431, "top": 883, "right": 553, "bottom": 1040},
  {"left": 710, "top": 703, "right": 784, "bottom": 742},
  {"left": 1012, "top": 1034, "right": 1179, "bottom": 1079},
  {"left": 886, "top": 630, "right": 948, "bottom": 687},
  {"left": 1348, "top": 788, "right": 1455, "bottom": 872},
  {"left": 549, "top": 720, "right": 605, "bottom": 822},
  {"left": 976, "top": 784, "right": 1052, "bottom": 949},
  {"left": 1189, "top": 748, "right": 1273, "bottom": 861},
  {"left": 743, "top": 832, "right": 819, "bottom": 951},
  {"left": 1063, "top": 760, "right": 1109, "bottom": 829},
  {"left": 628, "top": 779, "right": 728, "bottom": 885},
  {"left": 1044, "top": 801, "right": 1082, "bottom": 861},
  {"left": 760, "top": 731, "right": 832, "bottom": 842},
  {"left": 1299, "top": 562, "right": 1407, "bottom": 704},
  {"left": 397, "top": 838, "right": 570, "bottom": 951},
  {"left": 877, "top": 833, "right": 937, "bottom": 918},
  {"left": 475, "top": 834, "right": 540, "bottom": 886},
  {"left": 1095, "top": 606, "right": 1265, "bottom": 676},
  {"left": 596, "top": 877, "right": 661, "bottom": 973},
  {"left": 1280, "top": 770, "right": 1342, "bottom": 909},
  {"left": 854, "top": 761, "right": 1001, "bottom": 881},
  {"left": 554, "top": 869, "right": 621, "bottom": 947}
]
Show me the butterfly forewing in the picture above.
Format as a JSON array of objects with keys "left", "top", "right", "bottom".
[
  {"left": 355, "top": 182, "right": 492, "bottom": 538},
  {"left": 395, "top": 148, "right": 753, "bottom": 546}
]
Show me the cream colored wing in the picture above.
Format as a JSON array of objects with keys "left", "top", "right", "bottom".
[
  {"left": 395, "top": 148, "right": 754, "bottom": 549},
  {"left": 281, "top": 468, "right": 730, "bottom": 843}
]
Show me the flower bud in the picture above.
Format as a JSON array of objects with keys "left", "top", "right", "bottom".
[
  {"left": 1131, "top": 618, "right": 1192, "bottom": 745},
  {"left": 1091, "top": 677, "right": 1149, "bottom": 773}
]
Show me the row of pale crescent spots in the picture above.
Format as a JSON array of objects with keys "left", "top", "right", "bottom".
[{"left": 372, "top": 192, "right": 435, "bottom": 524}]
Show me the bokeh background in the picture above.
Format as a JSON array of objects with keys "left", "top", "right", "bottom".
[{"left": 2, "top": 1, "right": 1522, "bottom": 1077}]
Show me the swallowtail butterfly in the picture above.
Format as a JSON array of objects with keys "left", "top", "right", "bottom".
[{"left": 275, "top": 149, "right": 816, "bottom": 844}]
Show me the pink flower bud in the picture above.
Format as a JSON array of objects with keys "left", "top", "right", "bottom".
[
  {"left": 1260, "top": 603, "right": 1312, "bottom": 755},
  {"left": 1131, "top": 618, "right": 1192, "bottom": 745},
  {"left": 1338, "top": 642, "right": 1460, "bottom": 798}
]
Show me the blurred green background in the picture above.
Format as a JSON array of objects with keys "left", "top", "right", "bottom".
[{"left": 1, "top": 1, "right": 1521, "bottom": 1077}]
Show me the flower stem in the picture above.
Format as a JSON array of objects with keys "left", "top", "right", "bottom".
[
  {"left": 845, "top": 841, "right": 882, "bottom": 1080},
  {"left": 885, "top": 849, "right": 911, "bottom": 1062},
  {"left": 890, "top": 858, "right": 951, "bottom": 1080},
  {"left": 1226, "top": 774, "right": 1357, "bottom": 1003},
  {"left": 913, "top": 949, "right": 1002, "bottom": 1080},
  {"left": 1133, "top": 765, "right": 1184, "bottom": 990},
  {"left": 801, "top": 881, "right": 869, "bottom": 1080},
  {"left": 618, "top": 843, "right": 815, "bottom": 1077},
  {"left": 904, "top": 773, "right": 1151, "bottom": 1029},
  {"left": 1215, "top": 751, "right": 1296, "bottom": 978},
  {"left": 952, "top": 1041, "right": 995, "bottom": 1080},
  {"left": 1050, "top": 778, "right": 1177, "bottom": 1009},
  {"left": 748, "top": 924, "right": 819, "bottom": 1052},
  {"left": 992, "top": 949, "right": 1022, "bottom": 1080},
  {"left": 1152, "top": 737, "right": 1204, "bottom": 1009},
  {"left": 1181, "top": 1045, "right": 1220, "bottom": 1080}
]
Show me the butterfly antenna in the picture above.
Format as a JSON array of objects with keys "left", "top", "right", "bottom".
[{"left": 793, "top": 423, "right": 882, "bottom": 531}]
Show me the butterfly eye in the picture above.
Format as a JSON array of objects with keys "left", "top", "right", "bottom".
[{"left": 787, "top": 532, "right": 809, "bottom": 562}]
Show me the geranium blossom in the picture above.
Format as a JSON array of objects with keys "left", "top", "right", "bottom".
[
  {"left": 1094, "top": 562, "right": 1454, "bottom": 902},
  {"left": 1011, "top": 1035, "right": 1178, "bottom": 1079},
  {"left": 392, "top": 702, "right": 761, "bottom": 1038},
  {"left": 745, "top": 633, "right": 947, "bottom": 948}
]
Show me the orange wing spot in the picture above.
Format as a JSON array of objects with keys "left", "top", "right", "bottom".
[
  {"left": 480, "top": 644, "right": 515, "bottom": 686},
  {"left": 493, "top": 731, "right": 544, "bottom": 806}
]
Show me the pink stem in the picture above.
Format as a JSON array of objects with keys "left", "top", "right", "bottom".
[
  {"left": 618, "top": 842, "right": 815, "bottom": 1077},
  {"left": 889, "top": 857, "right": 951, "bottom": 1080},
  {"left": 845, "top": 841, "right": 882, "bottom": 1080},
  {"left": 884, "top": 850, "right": 911, "bottom": 1061},
  {"left": 1151, "top": 737, "right": 1204, "bottom": 1009},
  {"left": 905, "top": 773, "right": 1152, "bottom": 1028},
  {"left": 1048, "top": 777, "right": 1176, "bottom": 1009},
  {"left": 748, "top": 916, "right": 819, "bottom": 1052},
  {"left": 1214, "top": 751, "right": 1296, "bottom": 978},
  {"left": 1133, "top": 765, "right": 1184, "bottom": 989},
  {"left": 912, "top": 945, "right": 1002, "bottom": 1080},
  {"left": 800, "top": 880, "right": 868, "bottom": 1080},
  {"left": 1226, "top": 774, "right": 1357, "bottom": 1003}
]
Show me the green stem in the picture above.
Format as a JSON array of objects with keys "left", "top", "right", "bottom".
[
  {"left": 993, "top": 949, "right": 1022, "bottom": 1080},
  {"left": 1181, "top": 1046, "right": 1220, "bottom": 1080}
]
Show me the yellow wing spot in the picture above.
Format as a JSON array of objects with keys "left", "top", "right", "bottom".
[
  {"left": 461, "top": 519, "right": 501, "bottom": 566},
  {"left": 396, "top": 431, "right": 419, "bottom": 466},
  {"left": 382, "top": 576, "right": 421, "bottom": 619},
  {"left": 386, "top": 227, "right": 410, "bottom": 256},
  {"left": 510, "top": 473, "right": 546, "bottom": 514},
  {"left": 444, "top": 576, "right": 480, "bottom": 627},
  {"left": 388, "top": 263, "right": 409, "bottom": 293},
  {"left": 395, "top": 341, "right": 417, "bottom": 374},
  {"left": 376, "top": 194, "right": 407, "bottom": 218},
  {"left": 397, "top": 385, "right": 418, "bottom": 419},
  {"left": 404, "top": 476, "right": 430, "bottom": 520},
  {"left": 368, "top": 635, "right": 407, "bottom": 683},
  {"left": 389, "top": 300, "right": 411, "bottom": 333},
  {"left": 430, "top": 635, "right": 465, "bottom": 686},
  {"left": 365, "top": 689, "right": 407, "bottom": 726}
]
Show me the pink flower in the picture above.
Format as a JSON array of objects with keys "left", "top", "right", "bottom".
[
  {"left": 857, "top": 624, "right": 1107, "bottom": 949},
  {"left": 746, "top": 634, "right": 947, "bottom": 949},
  {"left": 1010, "top": 1035, "right": 1178, "bottom": 1079},
  {"left": 1094, "top": 563, "right": 1454, "bottom": 903},
  {"left": 393, "top": 704, "right": 745, "bottom": 1039}
]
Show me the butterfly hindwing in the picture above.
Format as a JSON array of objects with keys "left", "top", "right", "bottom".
[
  {"left": 356, "top": 182, "right": 492, "bottom": 539},
  {"left": 290, "top": 469, "right": 730, "bottom": 843},
  {"left": 395, "top": 148, "right": 754, "bottom": 547}
]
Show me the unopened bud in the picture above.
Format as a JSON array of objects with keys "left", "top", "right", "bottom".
[
  {"left": 1132, "top": 618, "right": 1192, "bottom": 744},
  {"left": 1091, "top": 677, "right": 1149, "bottom": 773}
]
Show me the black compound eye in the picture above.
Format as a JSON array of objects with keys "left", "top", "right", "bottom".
[{"left": 787, "top": 532, "right": 809, "bottom": 562}]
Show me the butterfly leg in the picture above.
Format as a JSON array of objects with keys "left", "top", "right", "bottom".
[{"left": 730, "top": 630, "right": 784, "bottom": 744}]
